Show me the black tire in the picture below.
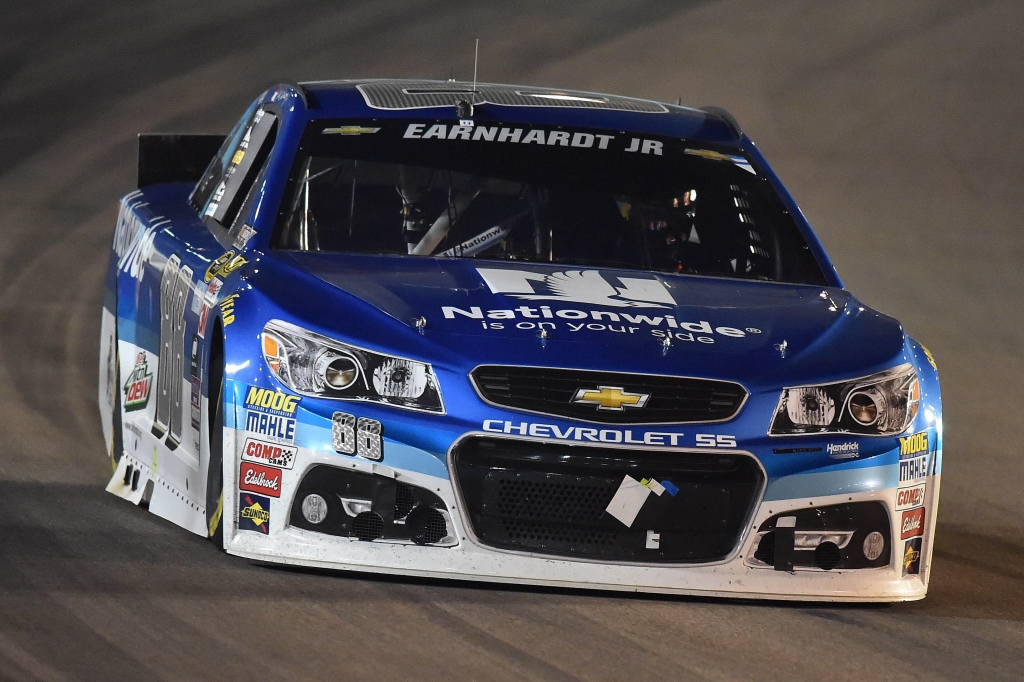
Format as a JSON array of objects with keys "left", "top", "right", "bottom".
[{"left": 205, "top": 329, "right": 225, "bottom": 550}]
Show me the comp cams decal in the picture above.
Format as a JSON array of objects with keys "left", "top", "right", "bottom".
[{"left": 242, "top": 438, "right": 297, "bottom": 469}]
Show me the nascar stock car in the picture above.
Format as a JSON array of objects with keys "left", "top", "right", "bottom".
[{"left": 99, "top": 79, "right": 941, "bottom": 601}]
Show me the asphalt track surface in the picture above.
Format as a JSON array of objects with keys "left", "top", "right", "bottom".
[{"left": 1, "top": 1, "right": 1022, "bottom": 679}]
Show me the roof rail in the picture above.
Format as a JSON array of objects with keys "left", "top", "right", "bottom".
[
  {"left": 280, "top": 82, "right": 315, "bottom": 109},
  {"left": 699, "top": 106, "right": 742, "bottom": 138}
]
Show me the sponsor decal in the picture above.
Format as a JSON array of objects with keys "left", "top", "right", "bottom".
[
  {"left": 827, "top": 441, "right": 859, "bottom": 459},
  {"left": 476, "top": 267, "right": 675, "bottom": 308},
  {"left": 244, "top": 386, "right": 300, "bottom": 416},
  {"left": 238, "top": 493, "right": 271, "bottom": 534},
  {"left": 323, "top": 125, "right": 380, "bottom": 135},
  {"left": 902, "top": 537, "right": 922, "bottom": 576},
  {"left": 899, "top": 455, "right": 929, "bottom": 484},
  {"left": 896, "top": 483, "right": 926, "bottom": 511},
  {"left": 242, "top": 437, "right": 297, "bottom": 469},
  {"left": 239, "top": 462, "right": 282, "bottom": 498},
  {"left": 220, "top": 293, "right": 239, "bottom": 326},
  {"left": 113, "top": 200, "right": 162, "bottom": 281},
  {"left": 572, "top": 386, "right": 648, "bottom": 411},
  {"left": 901, "top": 507, "right": 925, "bottom": 540},
  {"left": 197, "top": 302, "right": 211, "bottom": 339},
  {"left": 123, "top": 352, "right": 153, "bottom": 412},
  {"left": 899, "top": 431, "right": 930, "bottom": 458},
  {"left": 245, "top": 411, "right": 296, "bottom": 445},
  {"left": 204, "top": 251, "right": 247, "bottom": 282},
  {"left": 233, "top": 224, "right": 257, "bottom": 250},
  {"left": 441, "top": 269, "right": 758, "bottom": 343},
  {"left": 921, "top": 345, "right": 938, "bottom": 371}
]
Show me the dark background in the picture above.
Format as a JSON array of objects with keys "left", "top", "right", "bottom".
[{"left": 1, "top": 1, "right": 1021, "bottom": 679}]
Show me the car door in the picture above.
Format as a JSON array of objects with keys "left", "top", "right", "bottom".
[{"left": 129, "top": 102, "right": 280, "bottom": 510}]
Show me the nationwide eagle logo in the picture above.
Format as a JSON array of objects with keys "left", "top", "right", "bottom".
[{"left": 476, "top": 268, "right": 676, "bottom": 308}]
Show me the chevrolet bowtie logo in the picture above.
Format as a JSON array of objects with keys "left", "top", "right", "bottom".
[
  {"left": 572, "top": 386, "right": 649, "bottom": 411},
  {"left": 322, "top": 126, "right": 381, "bottom": 135}
]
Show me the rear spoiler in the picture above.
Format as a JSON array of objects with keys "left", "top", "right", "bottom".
[{"left": 137, "top": 133, "right": 226, "bottom": 188}]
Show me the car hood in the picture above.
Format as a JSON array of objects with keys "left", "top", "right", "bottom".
[{"left": 279, "top": 252, "right": 907, "bottom": 389}]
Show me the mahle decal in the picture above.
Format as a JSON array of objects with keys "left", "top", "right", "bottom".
[{"left": 123, "top": 352, "right": 153, "bottom": 412}]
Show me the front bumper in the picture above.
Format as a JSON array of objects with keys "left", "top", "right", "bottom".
[{"left": 222, "top": 420, "right": 940, "bottom": 602}]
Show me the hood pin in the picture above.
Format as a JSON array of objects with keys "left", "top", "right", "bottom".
[
  {"left": 538, "top": 329, "right": 550, "bottom": 346},
  {"left": 819, "top": 290, "right": 838, "bottom": 312},
  {"left": 774, "top": 340, "right": 788, "bottom": 358},
  {"left": 414, "top": 317, "right": 427, "bottom": 334}
]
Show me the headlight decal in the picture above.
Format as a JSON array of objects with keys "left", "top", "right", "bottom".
[
  {"left": 769, "top": 364, "right": 919, "bottom": 436},
  {"left": 262, "top": 319, "right": 444, "bottom": 414}
]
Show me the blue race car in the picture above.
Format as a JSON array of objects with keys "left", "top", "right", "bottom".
[{"left": 100, "top": 80, "right": 941, "bottom": 601}]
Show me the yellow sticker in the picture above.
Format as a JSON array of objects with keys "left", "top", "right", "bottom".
[
  {"left": 231, "top": 149, "right": 246, "bottom": 164},
  {"left": 322, "top": 126, "right": 381, "bottom": 136},
  {"left": 205, "top": 251, "right": 248, "bottom": 282}
]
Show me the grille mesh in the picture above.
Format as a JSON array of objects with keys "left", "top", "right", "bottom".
[
  {"left": 472, "top": 366, "right": 746, "bottom": 424},
  {"left": 356, "top": 81, "right": 669, "bottom": 113},
  {"left": 454, "top": 438, "right": 763, "bottom": 562}
]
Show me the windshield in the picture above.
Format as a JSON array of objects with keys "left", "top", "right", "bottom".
[{"left": 272, "top": 119, "right": 827, "bottom": 285}]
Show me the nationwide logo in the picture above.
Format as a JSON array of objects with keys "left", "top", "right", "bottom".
[
  {"left": 242, "top": 437, "right": 297, "bottom": 469},
  {"left": 896, "top": 483, "right": 926, "bottom": 511},
  {"left": 826, "top": 442, "right": 859, "bottom": 459},
  {"left": 902, "top": 537, "right": 922, "bottom": 576},
  {"left": 476, "top": 268, "right": 676, "bottom": 308},
  {"left": 899, "top": 431, "right": 930, "bottom": 458},
  {"left": 901, "top": 507, "right": 925, "bottom": 540},
  {"left": 239, "top": 462, "right": 282, "bottom": 498},
  {"left": 239, "top": 493, "right": 271, "bottom": 534},
  {"left": 899, "top": 455, "right": 929, "bottom": 484},
  {"left": 244, "top": 386, "right": 300, "bottom": 416},
  {"left": 572, "top": 386, "right": 649, "bottom": 411},
  {"left": 123, "top": 352, "right": 153, "bottom": 412}
]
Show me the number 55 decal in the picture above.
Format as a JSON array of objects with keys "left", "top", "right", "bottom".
[{"left": 696, "top": 434, "right": 737, "bottom": 448}]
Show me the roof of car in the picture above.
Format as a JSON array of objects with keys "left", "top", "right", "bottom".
[{"left": 297, "top": 79, "right": 743, "bottom": 145}]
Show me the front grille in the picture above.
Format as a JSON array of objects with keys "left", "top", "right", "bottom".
[
  {"left": 471, "top": 366, "right": 746, "bottom": 424},
  {"left": 454, "top": 438, "right": 764, "bottom": 563}
]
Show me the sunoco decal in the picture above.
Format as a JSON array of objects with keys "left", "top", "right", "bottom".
[{"left": 239, "top": 493, "right": 271, "bottom": 534}]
